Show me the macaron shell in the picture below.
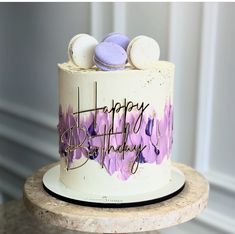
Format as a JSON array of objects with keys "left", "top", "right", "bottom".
[
  {"left": 93, "top": 56, "right": 125, "bottom": 71},
  {"left": 127, "top": 35, "right": 144, "bottom": 67},
  {"left": 68, "top": 34, "right": 81, "bottom": 61},
  {"left": 68, "top": 34, "right": 98, "bottom": 69},
  {"left": 102, "top": 32, "right": 130, "bottom": 50},
  {"left": 93, "top": 42, "right": 127, "bottom": 71},
  {"left": 128, "top": 36, "right": 160, "bottom": 70}
]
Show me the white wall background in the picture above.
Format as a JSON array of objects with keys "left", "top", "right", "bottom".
[{"left": 0, "top": 2, "right": 235, "bottom": 234}]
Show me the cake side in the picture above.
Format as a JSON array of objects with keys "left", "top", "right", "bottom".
[{"left": 58, "top": 61, "right": 175, "bottom": 196}]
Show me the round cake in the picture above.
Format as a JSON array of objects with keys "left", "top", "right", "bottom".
[{"left": 57, "top": 33, "right": 175, "bottom": 197}]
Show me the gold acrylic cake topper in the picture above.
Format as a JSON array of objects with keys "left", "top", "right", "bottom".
[{"left": 61, "top": 81, "right": 153, "bottom": 174}]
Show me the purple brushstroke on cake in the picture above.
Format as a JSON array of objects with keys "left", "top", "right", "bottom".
[{"left": 57, "top": 101, "right": 173, "bottom": 180}]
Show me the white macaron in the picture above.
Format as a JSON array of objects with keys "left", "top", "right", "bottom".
[
  {"left": 68, "top": 34, "right": 98, "bottom": 69},
  {"left": 127, "top": 35, "right": 160, "bottom": 70}
]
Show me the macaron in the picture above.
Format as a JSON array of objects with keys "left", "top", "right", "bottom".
[
  {"left": 68, "top": 34, "right": 98, "bottom": 69},
  {"left": 102, "top": 32, "right": 130, "bottom": 50},
  {"left": 127, "top": 36, "right": 160, "bottom": 70},
  {"left": 93, "top": 42, "right": 127, "bottom": 71}
]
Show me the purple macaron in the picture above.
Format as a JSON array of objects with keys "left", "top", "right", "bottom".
[
  {"left": 102, "top": 32, "right": 130, "bottom": 51},
  {"left": 93, "top": 42, "right": 127, "bottom": 71}
]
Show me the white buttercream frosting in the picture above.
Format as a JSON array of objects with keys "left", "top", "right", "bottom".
[{"left": 58, "top": 61, "right": 175, "bottom": 196}]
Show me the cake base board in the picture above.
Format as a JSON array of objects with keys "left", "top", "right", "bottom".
[{"left": 42, "top": 165, "right": 185, "bottom": 208}]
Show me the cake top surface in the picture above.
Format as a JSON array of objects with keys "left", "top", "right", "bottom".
[{"left": 58, "top": 60, "right": 174, "bottom": 74}]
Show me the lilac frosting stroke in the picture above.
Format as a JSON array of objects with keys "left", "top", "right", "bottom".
[{"left": 57, "top": 101, "right": 173, "bottom": 180}]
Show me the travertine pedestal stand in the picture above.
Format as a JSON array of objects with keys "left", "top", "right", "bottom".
[{"left": 23, "top": 162, "right": 209, "bottom": 233}]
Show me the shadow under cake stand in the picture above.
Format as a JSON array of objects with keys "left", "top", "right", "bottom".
[{"left": 23, "top": 162, "right": 209, "bottom": 233}]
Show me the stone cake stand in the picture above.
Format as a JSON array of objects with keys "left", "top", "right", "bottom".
[{"left": 23, "top": 162, "right": 209, "bottom": 233}]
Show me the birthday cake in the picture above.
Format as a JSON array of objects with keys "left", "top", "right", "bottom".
[{"left": 57, "top": 33, "right": 174, "bottom": 197}]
